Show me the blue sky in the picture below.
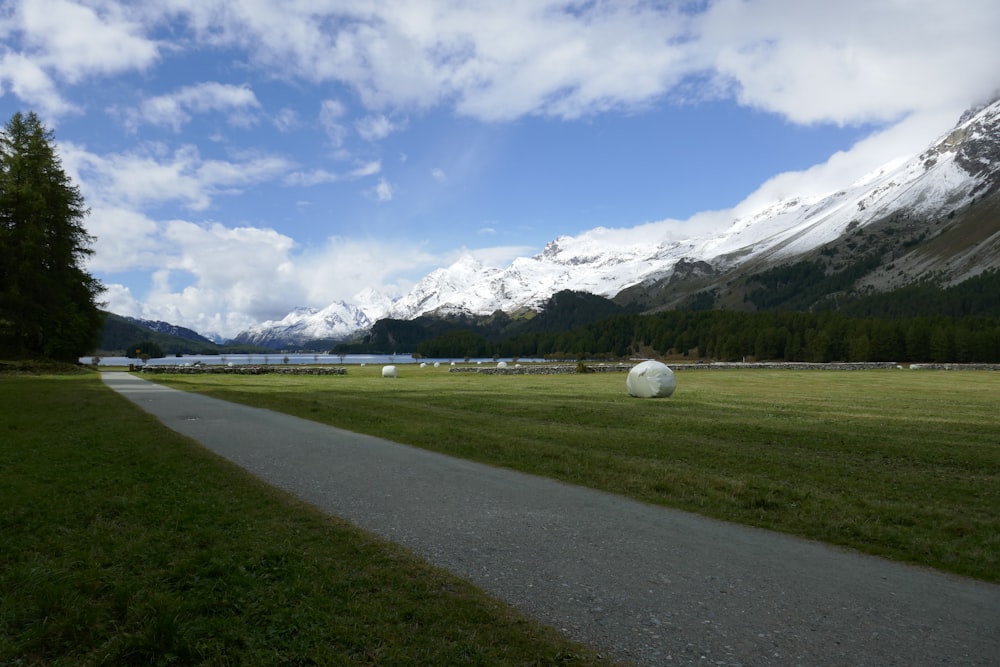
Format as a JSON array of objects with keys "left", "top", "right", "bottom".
[{"left": 1, "top": 0, "right": 998, "bottom": 338}]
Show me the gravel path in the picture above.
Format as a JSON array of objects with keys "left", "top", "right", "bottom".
[{"left": 102, "top": 372, "right": 1000, "bottom": 666}]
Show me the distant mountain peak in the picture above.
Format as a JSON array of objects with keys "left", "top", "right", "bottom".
[
  {"left": 230, "top": 301, "right": 372, "bottom": 349},
  {"left": 235, "top": 98, "right": 1000, "bottom": 346}
]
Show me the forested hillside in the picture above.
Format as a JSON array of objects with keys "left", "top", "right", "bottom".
[
  {"left": 97, "top": 313, "right": 265, "bottom": 356},
  {"left": 333, "top": 290, "right": 629, "bottom": 355},
  {"left": 417, "top": 309, "right": 999, "bottom": 363}
]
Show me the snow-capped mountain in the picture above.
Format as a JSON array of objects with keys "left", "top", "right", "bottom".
[
  {"left": 379, "top": 97, "right": 998, "bottom": 320},
  {"left": 236, "top": 98, "right": 1000, "bottom": 345},
  {"left": 230, "top": 301, "right": 372, "bottom": 349}
]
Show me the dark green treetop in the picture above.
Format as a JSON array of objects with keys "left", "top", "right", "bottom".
[{"left": 0, "top": 111, "right": 104, "bottom": 361}]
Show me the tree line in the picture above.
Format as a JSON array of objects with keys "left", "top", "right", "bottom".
[{"left": 416, "top": 309, "right": 1000, "bottom": 363}]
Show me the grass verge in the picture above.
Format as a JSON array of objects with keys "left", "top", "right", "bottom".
[
  {"left": 0, "top": 371, "right": 614, "bottom": 666},
  {"left": 151, "top": 366, "right": 1000, "bottom": 582}
]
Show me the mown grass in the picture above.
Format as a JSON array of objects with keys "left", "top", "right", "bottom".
[
  {"left": 151, "top": 366, "right": 1000, "bottom": 582},
  {"left": 0, "top": 371, "right": 615, "bottom": 666}
]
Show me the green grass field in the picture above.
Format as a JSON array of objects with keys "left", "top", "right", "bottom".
[
  {"left": 1, "top": 371, "right": 613, "bottom": 666},
  {"left": 150, "top": 366, "right": 1000, "bottom": 582}
]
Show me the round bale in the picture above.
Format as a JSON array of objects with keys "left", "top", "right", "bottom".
[
  {"left": 382, "top": 365, "right": 398, "bottom": 378},
  {"left": 626, "top": 360, "right": 676, "bottom": 398}
]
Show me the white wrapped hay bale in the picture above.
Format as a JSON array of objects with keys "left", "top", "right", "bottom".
[
  {"left": 497, "top": 361, "right": 508, "bottom": 369},
  {"left": 382, "top": 365, "right": 398, "bottom": 378},
  {"left": 626, "top": 360, "right": 676, "bottom": 398}
]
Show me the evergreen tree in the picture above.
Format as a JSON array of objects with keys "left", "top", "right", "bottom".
[{"left": 0, "top": 111, "right": 104, "bottom": 361}]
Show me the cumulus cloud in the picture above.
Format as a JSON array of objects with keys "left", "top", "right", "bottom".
[
  {"left": 16, "top": 0, "right": 159, "bottom": 82},
  {"left": 100, "top": 282, "right": 143, "bottom": 318},
  {"left": 125, "top": 82, "right": 261, "bottom": 131},
  {"left": 372, "top": 178, "right": 394, "bottom": 202},
  {"left": 0, "top": 52, "right": 79, "bottom": 119},
  {"left": 83, "top": 206, "right": 162, "bottom": 273},
  {"left": 95, "top": 224, "right": 446, "bottom": 338},
  {"left": 355, "top": 114, "right": 403, "bottom": 141},
  {"left": 61, "top": 142, "right": 292, "bottom": 212},
  {"left": 6, "top": 1, "right": 998, "bottom": 130},
  {"left": 700, "top": 0, "right": 1000, "bottom": 126},
  {"left": 132, "top": 0, "right": 998, "bottom": 126}
]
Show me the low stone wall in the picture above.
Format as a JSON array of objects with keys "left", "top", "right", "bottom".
[
  {"left": 450, "top": 364, "right": 593, "bottom": 375},
  {"left": 675, "top": 362, "right": 999, "bottom": 371},
  {"left": 134, "top": 361, "right": 998, "bottom": 376},
  {"left": 137, "top": 365, "right": 347, "bottom": 375},
  {"left": 450, "top": 361, "right": 999, "bottom": 375},
  {"left": 907, "top": 363, "right": 1000, "bottom": 371},
  {"left": 672, "top": 362, "right": 901, "bottom": 371}
]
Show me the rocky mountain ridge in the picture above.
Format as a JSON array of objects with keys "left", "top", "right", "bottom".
[
  {"left": 231, "top": 98, "right": 1000, "bottom": 347},
  {"left": 229, "top": 302, "right": 373, "bottom": 349}
]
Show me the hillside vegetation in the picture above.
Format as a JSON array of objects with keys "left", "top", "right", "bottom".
[
  {"left": 342, "top": 272, "right": 1000, "bottom": 363},
  {"left": 97, "top": 313, "right": 267, "bottom": 356}
]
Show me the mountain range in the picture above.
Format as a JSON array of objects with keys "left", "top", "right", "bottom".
[{"left": 216, "top": 98, "right": 999, "bottom": 350}]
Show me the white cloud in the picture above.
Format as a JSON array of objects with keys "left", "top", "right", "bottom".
[
  {"left": 93, "top": 221, "right": 447, "bottom": 338},
  {"left": 700, "top": 0, "right": 1000, "bottom": 126},
  {"left": 319, "top": 99, "right": 348, "bottom": 146},
  {"left": 0, "top": 52, "right": 79, "bottom": 118},
  {"left": 464, "top": 244, "right": 536, "bottom": 269},
  {"left": 83, "top": 206, "right": 162, "bottom": 273},
  {"left": 431, "top": 167, "right": 447, "bottom": 183},
  {"left": 350, "top": 160, "right": 382, "bottom": 178},
  {"left": 372, "top": 177, "right": 394, "bottom": 202},
  {"left": 127, "top": 82, "right": 261, "bottom": 131},
  {"left": 284, "top": 160, "right": 381, "bottom": 187},
  {"left": 272, "top": 107, "right": 299, "bottom": 132},
  {"left": 145, "top": 0, "right": 997, "bottom": 128},
  {"left": 99, "top": 282, "right": 143, "bottom": 318},
  {"left": 61, "top": 142, "right": 292, "bottom": 212},
  {"left": 284, "top": 169, "right": 340, "bottom": 187},
  {"left": 355, "top": 114, "right": 403, "bottom": 141},
  {"left": 16, "top": 0, "right": 160, "bottom": 83}
]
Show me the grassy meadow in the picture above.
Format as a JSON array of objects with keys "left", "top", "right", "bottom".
[
  {"left": 150, "top": 365, "right": 1000, "bottom": 582},
  {"left": 0, "top": 371, "right": 613, "bottom": 666}
]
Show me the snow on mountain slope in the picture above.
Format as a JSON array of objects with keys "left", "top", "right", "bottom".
[
  {"left": 231, "top": 301, "right": 372, "bottom": 348},
  {"left": 237, "top": 98, "right": 999, "bottom": 343},
  {"left": 387, "top": 98, "right": 998, "bottom": 320}
]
